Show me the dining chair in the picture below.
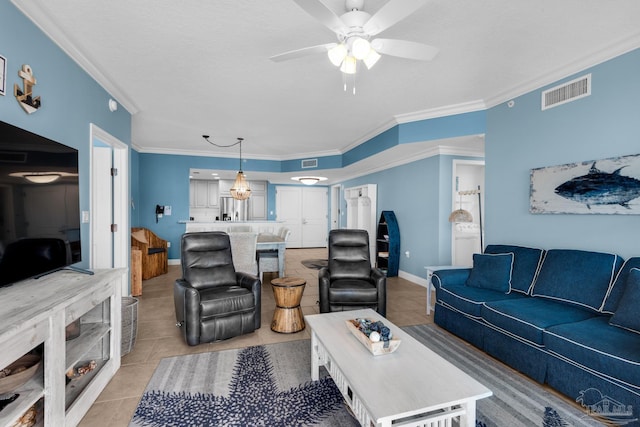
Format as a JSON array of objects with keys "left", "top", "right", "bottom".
[
  {"left": 228, "top": 225, "right": 253, "bottom": 233},
  {"left": 258, "top": 227, "right": 291, "bottom": 280},
  {"left": 228, "top": 232, "right": 259, "bottom": 276}
]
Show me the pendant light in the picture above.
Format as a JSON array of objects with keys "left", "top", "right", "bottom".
[
  {"left": 202, "top": 135, "right": 251, "bottom": 200},
  {"left": 229, "top": 137, "right": 251, "bottom": 200}
]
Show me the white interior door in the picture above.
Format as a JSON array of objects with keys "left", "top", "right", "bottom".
[
  {"left": 276, "top": 186, "right": 302, "bottom": 247},
  {"left": 302, "top": 187, "right": 328, "bottom": 247},
  {"left": 90, "top": 124, "right": 129, "bottom": 294},
  {"left": 92, "top": 146, "right": 113, "bottom": 268},
  {"left": 330, "top": 185, "right": 341, "bottom": 230}
]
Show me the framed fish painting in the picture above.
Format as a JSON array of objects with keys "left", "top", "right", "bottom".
[{"left": 530, "top": 153, "right": 640, "bottom": 214}]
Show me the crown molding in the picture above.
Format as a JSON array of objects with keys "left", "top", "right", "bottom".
[
  {"left": 484, "top": 34, "right": 640, "bottom": 108},
  {"left": 335, "top": 143, "right": 484, "bottom": 184},
  {"left": 395, "top": 100, "right": 488, "bottom": 123},
  {"left": 10, "top": 0, "right": 140, "bottom": 114}
]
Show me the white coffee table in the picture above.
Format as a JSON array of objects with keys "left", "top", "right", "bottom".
[{"left": 305, "top": 309, "right": 492, "bottom": 427}]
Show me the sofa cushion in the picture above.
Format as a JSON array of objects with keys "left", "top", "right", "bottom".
[
  {"left": 531, "top": 249, "right": 622, "bottom": 312},
  {"left": 482, "top": 298, "right": 596, "bottom": 346},
  {"left": 466, "top": 253, "right": 514, "bottom": 293},
  {"left": 437, "top": 283, "right": 523, "bottom": 319},
  {"left": 484, "top": 244, "right": 544, "bottom": 294},
  {"left": 602, "top": 257, "right": 640, "bottom": 314},
  {"left": 544, "top": 316, "right": 640, "bottom": 389},
  {"left": 609, "top": 268, "right": 640, "bottom": 334}
]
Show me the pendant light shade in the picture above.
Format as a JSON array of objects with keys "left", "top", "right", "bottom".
[
  {"left": 230, "top": 137, "right": 251, "bottom": 200},
  {"left": 230, "top": 171, "right": 251, "bottom": 200},
  {"left": 448, "top": 209, "right": 473, "bottom": 223}
]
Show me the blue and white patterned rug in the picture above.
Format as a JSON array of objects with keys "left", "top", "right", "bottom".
[{"left": 130, "top": 324, "right": 605, "bottom": 427}]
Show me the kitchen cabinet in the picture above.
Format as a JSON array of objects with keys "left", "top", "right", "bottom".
[
  {"left": 190, "top": 180, "right": 219, "bottom": 208},
  {"left": 248, "top": 180, "right": 267, "bottom": 220}
]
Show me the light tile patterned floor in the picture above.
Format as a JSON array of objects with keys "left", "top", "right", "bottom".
[{"left": 79, "top": 247, "right": 432, "bottom": 426}]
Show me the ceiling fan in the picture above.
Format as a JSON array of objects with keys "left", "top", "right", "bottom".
[{"left": 270, "top": 0, "right": 438, "bottom": 75}]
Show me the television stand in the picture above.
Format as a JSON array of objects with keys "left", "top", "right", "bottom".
[
  {"left": 34, "top": 265, "right": 95, "bottom": 280},
  {"left": 0, "top": 268, "right": 125, "bottom": 426}
]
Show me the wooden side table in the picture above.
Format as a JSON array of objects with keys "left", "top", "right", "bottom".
[{"left": 270, "top": 277, "right": 306, "bottom": 333}]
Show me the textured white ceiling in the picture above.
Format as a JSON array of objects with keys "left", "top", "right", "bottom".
[{"left": 13, "top": 0, "right": 640, "bottom": 176}]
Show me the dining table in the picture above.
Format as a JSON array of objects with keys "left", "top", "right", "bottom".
[{"left": 256, "top": 233, "right": 286, "bottom": 277}]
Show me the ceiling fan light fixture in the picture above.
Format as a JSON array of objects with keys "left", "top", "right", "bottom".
[
  {"left": 351, "top": 37, "right": 371, "bottom": 60},
  {"left": 340, "top": 56, "right": 357, "bottom": 74},
  {"left": 327, "top": 43, "right": 347, "bottom": 67},
  {"left": 363, "top": 49, "right": 381, "bottom": 69}
]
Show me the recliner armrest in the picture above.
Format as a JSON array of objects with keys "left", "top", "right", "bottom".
[
  {"left": 432, "top": 268, "right": 471, "bottom": 289},
  {"left": 318, "top": 267, "right": 331, "bottom": 313},
  {"left": 236, "top": 272, "right": 262, "bottom": 330},
  {"left": 174, "top": 279, "right": 202, "bottom": 346},
  {"left": 371, "top": 268, "right": 387, "bottom": 316}
]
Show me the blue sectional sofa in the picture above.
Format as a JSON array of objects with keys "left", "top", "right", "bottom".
[{"left": 433, "top": 245, "right": 640, "bottom": 426}]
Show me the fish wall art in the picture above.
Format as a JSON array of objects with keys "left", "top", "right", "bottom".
[{"left": 530, "top": 153, "right": 640, "bottom": 214}]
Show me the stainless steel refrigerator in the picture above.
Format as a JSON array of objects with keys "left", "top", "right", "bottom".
[{"left": 220, "top": 197, "right": 250, "bottom": 221}]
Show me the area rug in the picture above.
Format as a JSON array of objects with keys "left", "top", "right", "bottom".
[
  {"left": 130, "top": 325, "right": 605, "bottom": 427},
  {"left": 301, "top": 259, "right": 328, "bottom": 270}
]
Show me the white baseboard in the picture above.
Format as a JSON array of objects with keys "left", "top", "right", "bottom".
[
  {"left": 399, "top": 270, "right": 428, "bottom": 288},
  {"left": 168, "top": 259, "right": 181, "bottom": 266}
]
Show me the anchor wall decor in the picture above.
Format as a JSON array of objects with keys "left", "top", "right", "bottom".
[{"left": 14, "top": 64, "right": 41, "bottom": 114}]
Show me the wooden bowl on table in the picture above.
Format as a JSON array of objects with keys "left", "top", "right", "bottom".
[{"left": 0, "top": 354, "right": 41, "bottom": 394}]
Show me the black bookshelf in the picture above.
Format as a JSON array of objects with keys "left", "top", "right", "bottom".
[{"left": 376, "top": 211, "right": 400, "bottom": 277}]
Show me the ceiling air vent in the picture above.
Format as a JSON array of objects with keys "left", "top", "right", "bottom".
[
  {"left": 301, "top": 158, "right": 318, "bottom": 168},
  {"left": 0, "top": 151, "right": 28, "bottom": 163},
  {"left": 541, "top": 74, "right": 591, "bottom": 111}
]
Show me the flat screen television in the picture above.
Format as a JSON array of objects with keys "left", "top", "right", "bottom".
[{"left": 0, "top": 120, "right": 81, "bottom": 287}]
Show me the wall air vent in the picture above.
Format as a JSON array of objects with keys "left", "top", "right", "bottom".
[
  {"left": 542, "top": 74, "right": 591, "bottom": 111},
  {"left": 301, "top": 158, "right": 318, "bottom": 168}
]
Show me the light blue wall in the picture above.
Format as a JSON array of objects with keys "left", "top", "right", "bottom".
[
  {"left": 338, "top": 153, "right": 482, "bottom": 279},
  {"left": 135, "top": 112, "right": 486, "bottom": 271},
  {"left": 1, "top": 1, "right": 132, "bottom": 268},
  {"left": 486, "top": 48, "right": 640, "bottom": 259},
  {"left": 135, "top": 153, "right": 288, "bottom": 258}
]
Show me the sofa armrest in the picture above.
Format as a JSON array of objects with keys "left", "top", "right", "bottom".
[
  {"left": 236, "top": 272, "right": 262, "bottom": 329},
  {"left": 174, "top": 279, "right": 201, "bottom": 346},
  {"left": 432, "top": 268, "right": 471, "bottom": 289}
]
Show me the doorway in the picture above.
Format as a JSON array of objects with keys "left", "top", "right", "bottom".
[
  {"left": 330, "top": 184, "right": 341, "bottom": 230},
  {"left": 275, "top": 186, "right": 328, "bottom": 248},
  {"left": 451, "top": 160, "right": 485, "bottom": 266},
  {"left": 90, "top": 124, "right": 129, "bottom": 293}
]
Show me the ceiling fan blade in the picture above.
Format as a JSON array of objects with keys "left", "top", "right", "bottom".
[
  {"left": 371, "top": 38, "right": 439, "bottom": 61},
  {"left": 270, "top": 43, "right": 337, "bottom": 62},
  {"left": 293, "top": 0, "right": 347, "bottom": 34},
  {"left": 363, "top": 0, "right": 427, "bottom": 36}
]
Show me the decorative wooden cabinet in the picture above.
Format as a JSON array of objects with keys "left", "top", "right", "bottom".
[
  {"left": 376, "top": 211, "right": 400, "bottom": 277},
  {"left": 0, "top": 268, "right": 125, "bottom": 427}
]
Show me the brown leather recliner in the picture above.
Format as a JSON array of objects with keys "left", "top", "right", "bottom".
[
  {"left": 174, "top": 232, "right": 261, "bottom": 345},
  {"left": 319, "top": 229, "right": 387, "bottom": 316}
]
